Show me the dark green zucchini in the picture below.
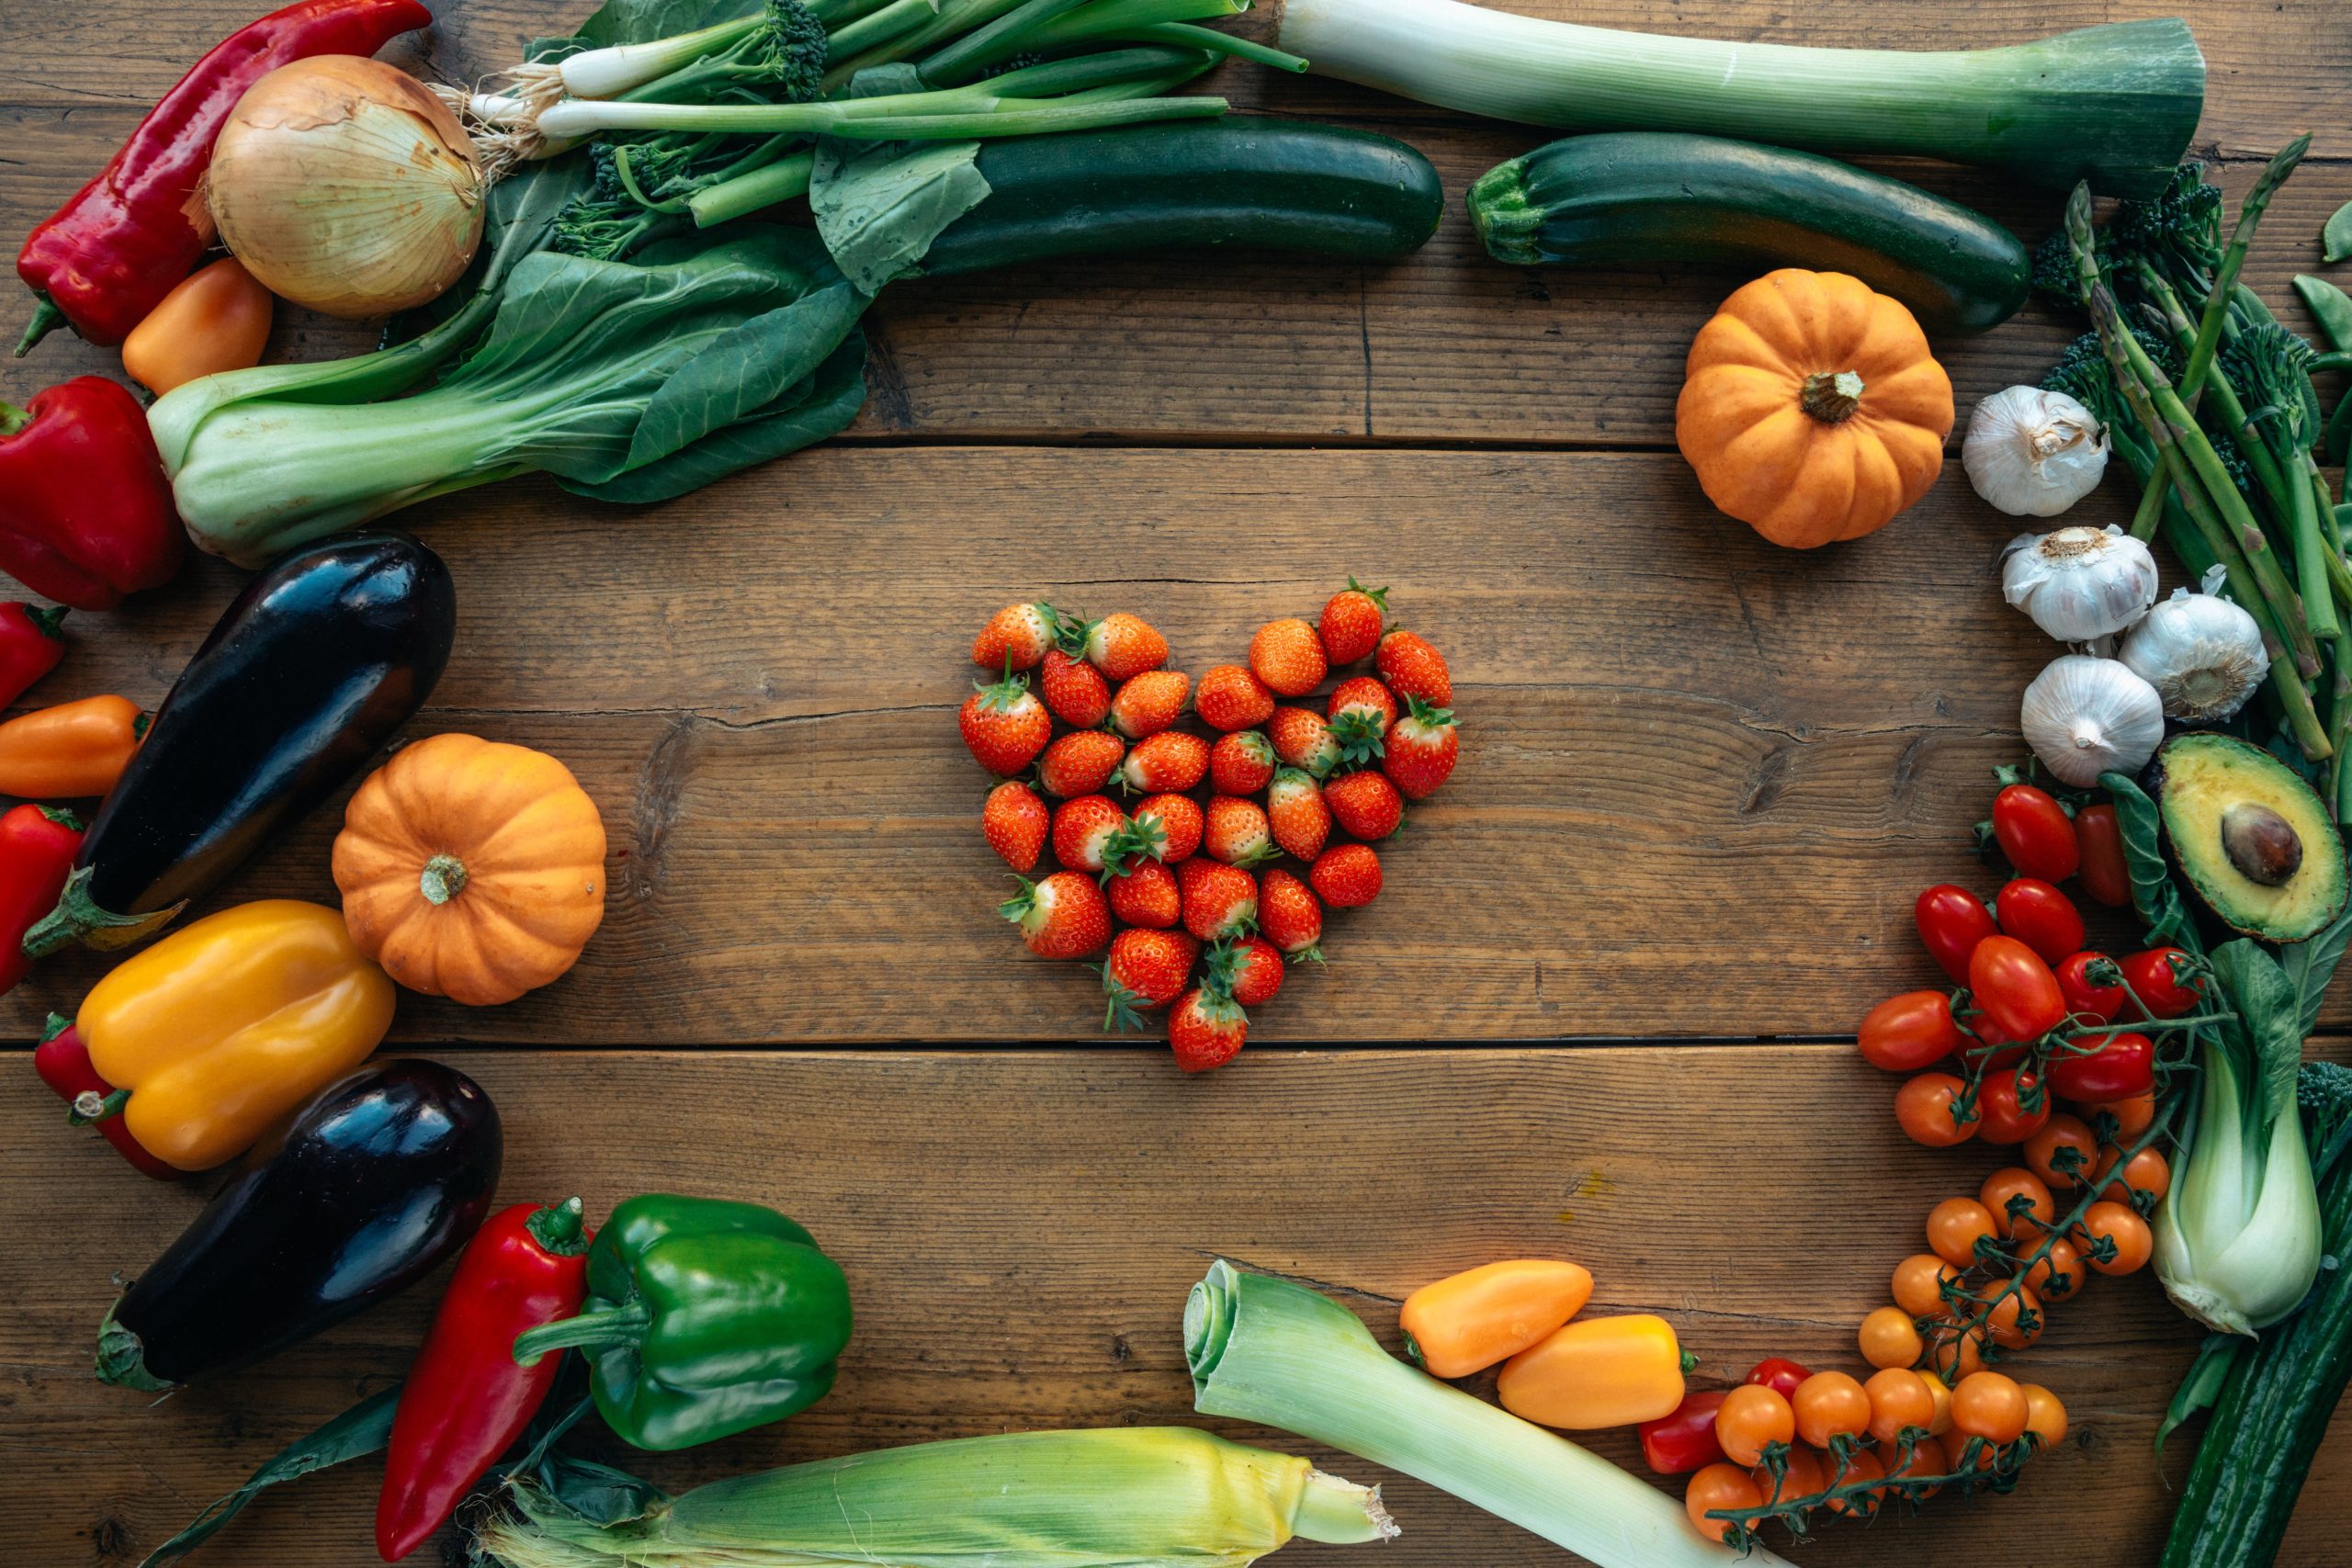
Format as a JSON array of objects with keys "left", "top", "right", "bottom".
[
  {"left": 917, "top": 118, "right": 1444, "bottom": 276},
  {"left": 1468, "top": 131, "right": 2030, "bottom": 335}
]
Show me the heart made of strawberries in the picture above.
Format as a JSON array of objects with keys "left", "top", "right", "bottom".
[{"left": 957, "top": 582, "right": 1461, "bottom": 1072}]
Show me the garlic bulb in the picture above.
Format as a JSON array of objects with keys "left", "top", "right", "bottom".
[
  {"left": 2000, "top": 525, "right": 2160, "bottom": 643},
  {"left": 2120, "top": 586, "right": 2271, "bottom": 722},
  {"left": 1964, "top": 386, "right": 2109, "bottom": 516},
  {"left": 2021, "top": 654, "right": 2166, "bottom": 786}
]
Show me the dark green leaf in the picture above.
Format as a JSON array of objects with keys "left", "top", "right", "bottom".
[
  {"left": 2155, "top": 1333, "right": 2244, "bottom": 1463},
  {"left": 2294, "top": 275, "right": 2352, "bottom": 352},
  {"left": 138, "top": 1385, "right": 400, "bottom": 1567},
  {"left": 808, "top": 66, "right": 992, "bottom": 293},
  {"left": 539, "top": 0, "right": 760, "bottom": 58},
  {"left": 2211, "top": 939, "right": 2305, "bottom": 1122},
  {"left": 2283, "top": 874, "right": 2352, "bottom": 1039},
  {"left": 2099, "top": 772, "right": 2203, "bottom": 955},
  {"left": 537, "top": 1452, "right": 668, "bottom": 1526},
  {"left": 2326, "top": 200, "right": 2352, "bottom": 265}
]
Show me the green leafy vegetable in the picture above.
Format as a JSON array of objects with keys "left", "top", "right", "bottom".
[
  {"left": 2101, "top": 771, "right": 2204, "bottom": 955},
  {"left": 136, "top": 1385, "right": 401, "bottom": 1567},
  {"left": 808, "top": 65, "right": 994, "bottom": 292},
  {"left": 2325, "top": 200, "right": 2352, "bottom": 265}
]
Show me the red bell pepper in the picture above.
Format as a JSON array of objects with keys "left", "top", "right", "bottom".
[
  {"left": 0, "top": 378, "right": 183, "bottom": 610},
  {"left": 376, "top": 1198, "right": 593, "bottom": 1561},
  {"left": 33, "top": 1012, "right": 175, "bottom": 1179},
  {"left": 15, "top": 0, "right": 433, "bottom": 352},
  {"left": 0, "top": 803, "right": 80, "bottom": 994},
  {"left": 0, "top": 603, "right": 67, "bottom": 707},
  {"left": 1639, "top": 1389, "right": 1728, "bottom": 1474}
]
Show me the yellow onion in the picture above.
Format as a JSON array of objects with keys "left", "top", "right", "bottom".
[{"left": 208, "top": 56, "right": 484, "bottom": 319}]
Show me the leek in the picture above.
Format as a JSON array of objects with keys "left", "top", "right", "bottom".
[
  {"left": 1273, "top": 0, "right": 2201, "bottom": 197},
  {"left": 1185, "top": 1261, "right": 1790, "bottom": 1568}
]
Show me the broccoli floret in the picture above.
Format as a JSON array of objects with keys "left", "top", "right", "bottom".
[
  {"left": 2301, "top": 1059, "right": 2352, "bottom": 1181},
  {"left": 592, "top": 138, "right": 700, "bottom": 203},
  {"left": 2220, "top": 321, "right": 2324, "bottom": 457},
  {"left": 755, "top": 0, "right": 829, "bottom": 102},
  {"left": 2032, "top": 226, "right": 2098, "bottom": 309},
  {"left": 551, "top": 197, "right": 667, "bottom": 263},
  {"left": 2111, "top": 162, "right": 2224, "bottom": 286}
]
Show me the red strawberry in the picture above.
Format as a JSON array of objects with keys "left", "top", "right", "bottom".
[
  {"left": 1250, "top": 617, "right": 1328, "bottom": 697},
  {"left": 1327, "top": 676, "right": 1397, "bottom": 766},
  {"left": 1129, "top": 793, "right": 1204, "bottom": 863},
  {"left": 1259, "top": 868, "right": 1324, "bottom": 963},
  {"left": 1037, "top": 730, "right": 1125, "bottom": 797},
  {"left": 1309, "top": 843, "right": 1382, "bottom": 908},
  {"left": 960, "top": 671, "right": 1052, "bottom": 776},
  {"left": 1383, "top": 695, "right": 1458, "bottom": 798},
  {"left": 1081, "top": 612, "right": 1168, "bottom": 682},
  {"left": 1168, "top": 987, "right": 1248, "bottom": 1073},
  {"left": 973, "top": 603, "right": 1060, "bottom": 671},
  {"left": 1375, "top": 628, "right": 1452, "bottom": 705},
  {"left": 1119, "top": 730, "right": 1210, "bottom": 795},
  {"left": 1207, "top": 935, "right": 1285, "bottom": 1008},
  {"left": 1179, "top": 859, "right": 1259, "bottom": 942},
  {"left": 1326, "top": 770, "right": 1404, "bottom": 840},
  {"left": 1110, "top": 669, "right": 1191, "bottom": 739},
  {"left": 1265, "top": 768, "right": 1330, "bottom": 861},
  {"left": 1204, "top": 795, "right": 1278, "bottom": 868},
  {"left": 1102, "top": 928, "right": 1200, "bottom": 1030},
  {"left": 1040, "top": 648, "right": 1110, "bottom": 728},
  {"left": 1109, "top": 859, "right": 1182, "bottom": 928},
  {"left": 982, "top": 780, "right": 1049, "bottom": 872},
  {"left": 1052, "top": 795, "right": 1132, "bottom": 874},
  {"left": 1318, "top": 578, "right": 1389, "bottom": 666},
  {"left": 1267, "top": 705, "right": 1340, "bottom": 779},
  {"left": 1210, "top": 729, "right": 1277, "bottom": 795},
  {"left": 1000, "top": 872, "right": 1112, "bottom": 958},
  {"left": 1195, "top": 663, "right": 1275, "bottom": 731}
]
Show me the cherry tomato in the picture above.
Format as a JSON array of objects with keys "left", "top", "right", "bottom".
[
  {"left": 1822, "top": 1448, "right": 1887, "bottom": 1516},
  {"left": 1927, "top": 1197, "right": 1999, "bottom": 1269},
  {"left": 1713, "top": 1383, "right": 1795, "bottom": 1467},
  {"left": 1925, "top": 1319, "right": 1988, "bottom": 1382},
  {"left": 2076, "top": 1200, "right": 2154, "bottom": 1275},
  {"left": 1894, "top": 1073, "right": 1977, "bottom": 1147},
  {"left": 1744, "top": 1357, "right": 1812, "bottom": 1401},
  {"left": 1750, "top": 1442, "right": 1826, "bottom": 1508},
  {"left": 1916, "top": 885, "right": 1997, "bottom": 985},
  {"left": 2074, "top": 803, "right": 2131, "bottom": 908},
  {"left": 1863, "top": 1367, "right": 1934, "bottom": 1442},
  {"left": 2056, "top": 951, "right": 2125, "bottom": 1022},
  {"left": 1969, "top": 935, "right": 2066, "bottom": 1040},
  {"left": 2096, "top": 1145, "right": 2172, "bottom": 1204},
  {"left": 1684, "top": 1463, "right": 1762, "bottom": 1543},
  {"left": 1859, "top": 990, "right": 1964, "bottom": 1072},
  {"left": 1991, "top": 784, "right": 2080, "bottom": 881},
  {"left": 2021, "top": 1383, "right": 2069, "bottom": 1447},
  {"left": 2080, "top": 1091, "right": 2156, "bottom": 1142},
  {"left": 2045, "top": 1031, "right": 2155, "bottom": 1102},
  {"left": 1979, "top": 1167, "right": 2054, "bottom": 1241},
  {"left": 1917, "top": 1371, "right": 1955, "bottom": 1436},
  {"left": 1792, "top": 1371, "right": 1872, "bottom": 1450},
  {"left": 1858, "top": 1305, "right": 1923, "bottom": 1371},
  {"left": 2121, "top": 947, "right": 2202, "bottom": 1018},
  {"left": 1892, "top": 1253, "right": 1962, "bottom": 1318},
  {"left": 1985, "top": 1279, "right": 2044, "bottom": 1349},
  {"left": 2021, "top": 1236, "right": 2086, "bottom": 1303},
  {"left": 1975, "top": 1068, "right": 2051, "bottom": 1145},
  {"left": 1890, "top": 1430, "right": 1950, "bottom": 1497},
  {"left": 1951, "top": 1372, "right": 2030, "bottom": 1444},
  {"left": 1996, "top": 877, "right": 2086, "bottom": 964},
  {"left": 2026, "top": 1113, "right": 2098, "bottom": 1189},
  {"left": 1639, "top": 1390, "right": 1728, "bottom": 1475}
]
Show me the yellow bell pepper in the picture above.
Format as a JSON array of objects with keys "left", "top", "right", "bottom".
[
  {"left": 78, "top": 899, "right": 396, "bottom": 1171},
  {"left": 1494, "top": 1313, "right": 1688, "bottom": 1430}
]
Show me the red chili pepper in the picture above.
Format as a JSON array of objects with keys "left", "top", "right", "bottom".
[
  {"left": 0, "top": 378, "right": 183, "bottom": 610},
  {"left": 376, "top": 1198, "right": 594, "bottom": 1562},
  {"left": 0, "top": 602, "right": 67, "bottom": 706},
  {"left": 33, "top": 1012, "right": 175, "bottom": 1179},
  {"left": 0, "top": 803, "right": 81, "bottom": 993},
  {"left": 15, "top": 0, "right": 432, "bottom": 352},
  {"left": 1638, "top": 1388, "right": 1728, "bottom": 1474},
  {"left": 1744, "top": 1357, "right": 1812, "bottom": 1400}
]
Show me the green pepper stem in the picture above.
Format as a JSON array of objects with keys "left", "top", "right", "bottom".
[
  {"left": 514, "top": 1301, "right": 651, "bottom": 1365},
  {"left": 528, "top": 1196, "right": 592, "bottom": 1257},
  {"left": 12, "top": 298, "right": 64, "bottom": 359},
  {"left": 0, "top": 400, "right": 30, "bottom": 438}
]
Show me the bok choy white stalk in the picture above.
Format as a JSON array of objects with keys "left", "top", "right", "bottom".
[{"left": 1185, "top": 1260, "right": 1788, "bottom": 1568}]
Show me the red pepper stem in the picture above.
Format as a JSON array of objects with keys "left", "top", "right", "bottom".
[
  {"left": 0, "top": 400, "right": 30, "bottom": 437},
  {"left": 512, "top": 1301, "right": 650, "bottom": 1365},
  {"left": 527, "top": 1196, "right": 591, "bottom": 1257},
  {"left": 12, "top": 299, "right": 63, "bottom": 359}
]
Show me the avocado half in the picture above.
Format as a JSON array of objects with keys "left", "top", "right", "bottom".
[{"left": 2147, "top": 732, "right": 2348, "bottom": 942}]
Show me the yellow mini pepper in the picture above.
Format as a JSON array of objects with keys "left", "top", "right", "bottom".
[
  {"left": 1494, "top": 1313, "right": 1688, "bottom": 1430},
  {"left": 78, "top": 899, "right": 396, "bottom": 1171},
  {"left": 1399, "top": 1259, "right": 1593, "bottom": 1379}
]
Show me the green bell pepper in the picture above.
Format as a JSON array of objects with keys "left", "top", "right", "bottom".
[{"left": 511, "top": 1193, "right": 852, "bottom": 1450}]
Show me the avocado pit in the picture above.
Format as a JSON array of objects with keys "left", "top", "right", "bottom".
[{"left": 2221, "top": 802, "right": 2302, "bottom": 887}]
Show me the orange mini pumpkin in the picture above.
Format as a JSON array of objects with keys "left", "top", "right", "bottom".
[
  {"left": 1676, "top": 268, "right": 1954, "bottom": 548},
  {"left": 332, "top": 733, "right": 606, "bottom": 1006}
]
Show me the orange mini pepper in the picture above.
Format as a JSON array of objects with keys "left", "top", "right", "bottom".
[
  {"left": 1399, "top": 1259, "right": 1593, "bottom": 1379},
  {"left": 1495, "top": 1313, "right": 1689, "bottom": 1430},
  {"left": 76, "top": 898, "right": 395, "bottom": 1170},
  {"left": 120, "top": 257, "right": 275, "bottom": 395},
  {"left": 0, "top": 694, "right": 145, "bottom": 796}
]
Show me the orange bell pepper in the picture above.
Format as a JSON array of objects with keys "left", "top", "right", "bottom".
[
  {"left": 76, "top": 898, "right": 396, "bottom": 1171},
  {"left": 1495, "top": 1313, "right": 1688, "bottom": 1430},
  {"left": 0, "top": 694, "right": 145, "bottom": 797},
  {"left": 1399, "top": 1259, "right": 1593, "bottom": 1379},
  {"left": 121, "top": 257, "right": 274, "bottom": 395}
]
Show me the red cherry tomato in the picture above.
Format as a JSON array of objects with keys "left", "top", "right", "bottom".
[
  {"left": 1960, "top": 1009, "right": 2027, "bottom": 1072},
  {"left": 1996, "top": 878, "right": 2086, "bottom": 965},
  {"left": 1991, "top": 784, "right": 2080, "bottom": 882},
  {"left": 2074, "top": 803, "right": 2131, "bottom": 908},
  {"left": 1970, "top": 936, "right": 2066, "bottom": 1042},
  {"left": 1917, "top": 886, "right": 1998, "bottom": 986},
  {"left": 2121, "top": 948, "right": 2202, "bottom": 1019},
  {"left": 2046, "top": 1031, "right": 2155, "bottom": 1102},
  {"left": 1860, "top": 991, "right": 1964, "bottom": 1072},
  {"left": 1746, "top": 1358, "right": 1813, "bottom": 1401},
  {"left": 1975, "top": 1068, "right": 2052, "bottom": 1145},
  {"left": 1639, "top": 1390, "right": 1729, "bottom": 1475},
  {"left": 2056, "top": 952, "right": 2125, "bottom": 1023}
]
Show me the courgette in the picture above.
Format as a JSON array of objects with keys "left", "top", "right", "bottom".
[
  {"left": 917, "top": 118, "right": 1444, "bottom": 276},
  {"left": 1468, "top": 131, "right": 2030, "bottom": 336}
]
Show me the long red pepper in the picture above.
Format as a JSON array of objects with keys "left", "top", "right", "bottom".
[
  {"left": 0, "top": 805, "right": 81, "bottom": 994},
  {"left": 33, "top": 1012, "right": 175, "bottom": 1179},
  {"left": 15, "top": 0, "right": 433, "bottom": 352},
  {"left": 0, "top": 603, "right": 67, "bottom": 708},
  {"left": 376, "top": 1197, "right": 593, "bottom": 1562}
]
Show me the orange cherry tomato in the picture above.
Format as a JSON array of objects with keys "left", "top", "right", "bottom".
[
  {"left": 1860, "top": 990, "right": 1965, "bottom": 1072},
  {"left": 1822, "top": 1447, "right": 1888, "bottom": 1516},
  {"left": 2080, "top": 1090, "right": 2156, "bottom": 1142},
  {"left": 1951, "top": 1372, "right": 2030, "bottom": 1444},
  {"left": 2021, "top": 1383, "right": 2069, "bottom": 1448},
  {"left": 1713, "top": 1383, "right": 1795, "bottom": 1468},
  {"left": 1918, "top": 1371, "right": 1955, "bottom": 1436},
  {"left": 1750, "top": 1441, "right": 1827, "bottom": 1508},
  {"left": 1859, "top": 1305, "right": 1923, "bottom": 1371},
  {"left": 1986, "top": 1280, "right": 2044, "bottom": 1349},
  {"left": 1864, "top": 1367, "right": 1934, "bottom": 1442},
  {"left": 1974, "top": 1067, "right": 2052, "bottom": 1145},
  {"left": 1685, "top": 1462, "right": 1762, "bottom": 1543},
  {"left": 2096, "top": 1145, "right": 2172, "bottom": 1204},
  {"left": 1890, "top": 1430, "right": 1951, "bottom": 1497},
  {"left": 1894, "top": 1072, "right": 1977, "bottom": 1147},
  {"left": 1892, "top": 1253, "right": 1962, "bottom": 1319},
  {"left": 1979, "top": 1167, "right": 2055, "bottom": 1241},
  {"left": 1792, "top": 1371, "right": 1872, "bottom": 1450},
  {"left": 1927, "top": 1197, "right": 1999, "bottom": 1270},
  {"left": 2022, "top": 1236, "right": 2086, "bottom": 1303},
  {"left": 2026, "top": 1113, "right": 2099, "bottom": 1189},
  {"left": 2076, "top": 1200, "right": 2154, "bottom": 1275},
  {"left": 1924, "top": 1319, "right": 1987, "bottom": 1382}
]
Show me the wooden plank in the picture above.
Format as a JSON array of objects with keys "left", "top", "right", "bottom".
[{"left": 1, "top": 1046, "right": 2344, "bottom": 1566}]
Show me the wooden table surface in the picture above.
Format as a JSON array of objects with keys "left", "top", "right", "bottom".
[{"left": 6, "top": 2, "right": 2352, "bottom": 1564}]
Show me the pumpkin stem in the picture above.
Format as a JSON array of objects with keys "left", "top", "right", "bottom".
[
  {"left": 420, "top": 853, "right": 470, "bottom": 906},
  {"left": 1800, "top": 369, "right": 1866, "bottom": 423}
]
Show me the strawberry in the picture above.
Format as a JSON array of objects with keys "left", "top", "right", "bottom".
[
  {"left": 1204, "top": 795, "right": 1278, "bottom": 868},
  {"left": 1109, "top": 859, "right": 1182, "bottom": 927},
  {"left": 1265, "top": 768, "right": 1330, "bottom": 861},
  {"left": 1102, "top": 928, "right": 1200, "bottom": 1030},
  {"left": 973, "top": 602, "right": 1060, "bottom": 671},
  {"left": 1375, "top": 628, "right": 1452, "bottom": 705},
  {"left": 1129, "top": 793, "right": 1204, "bottom": 863},
  {"left": 1309, "top": 842, "right": 1382, "bottom": 908},
  {"left": 1259, "top": 868, "right": 1324, "bottom": 963},
  {"left": 1037, "top": 730, "right": 1125, "bottom": 797},
  {"left": 1119, "top": 730, "right": 1210, "bottom": 795},
  {"left": 1168, "top": 987, "right": 1248, "bottom": 1073},
  {"left": 1052, "top": 795, "right": 1132, "bottom": 874},
  {"left": 1317, "top": 578, "right": 1389, "bottom": 666},
  {"left": 1040, "top": 648, "right": 1110, "bottom": 728},
  {"left": 1326, "top": 676, "right": 1397, "bottom": 766},
  {"left": 1250, "top": 616, "right": 1328, "bottom": 697},
  {"left": 1326, "top": 770, "right": 1403, "bottom": 840},
  {"left": 1267, "top": 705, "right": 1340, "bottom": 779},
  {"left": 1195, "top": 663, "right": 1275, "bottom": 732},
  {"left": 1206, "top": 935, "right": 1285, "bottom": 1008},
  {"left": 982, "top": 780, "right": 1049, "bottom": 872},
  {"left": 1000, "top": 872, "right": 1112, "bottom": 958},
  {"left": 960, "top": 671, "right": 1052, "bottom": 776},
  {"left": 1179, "top": 858, "right": 1259, "bottom": 942},
  {"left": 1080, "top": 612, "right": 1168, "bottom": 682},
  {"left": 1110, "top": 669, "right": 1191, "bottom": 739},
  {"left": 1383, "top": 695, "right": 1459, "bottom": 799},
  {"left": 1210, "top": 729, "right": 1277, "bottom": 795}
]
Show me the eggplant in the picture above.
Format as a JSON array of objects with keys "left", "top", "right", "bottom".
[
  {"left": 23, "top": 533, "right": 456, "bottom": 955},
  {"left": 96, "top": 1059, "right": 502, "bottom": 1390}
]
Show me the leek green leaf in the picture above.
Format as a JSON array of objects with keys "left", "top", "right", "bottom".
[{"left": 2325, "top": 200, "right": 2352, "bottom": 265}]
